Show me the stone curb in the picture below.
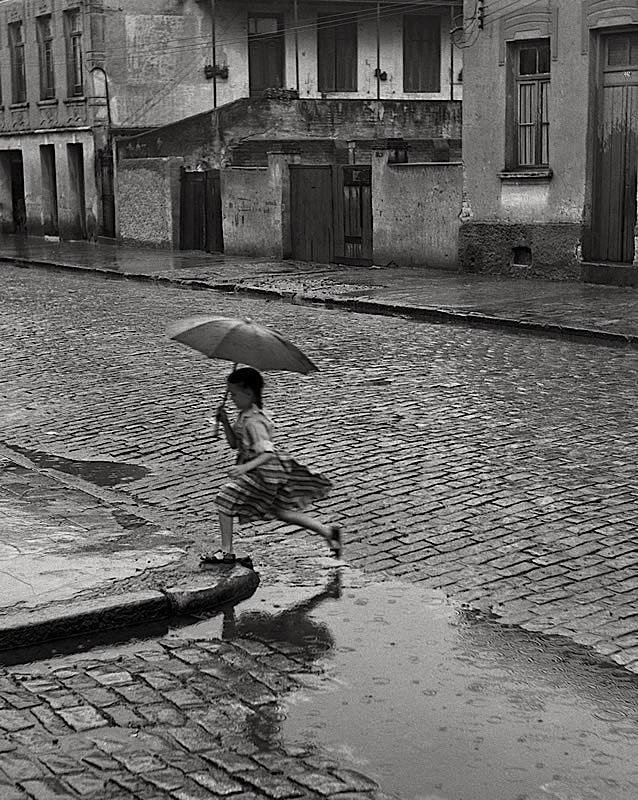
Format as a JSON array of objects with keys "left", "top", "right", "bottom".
[
  {"left": 0, "top": 568, "right": 260, "bottom": 652},
  {"left": 4, "top": 254, "right": 638, "bottom": 348}
]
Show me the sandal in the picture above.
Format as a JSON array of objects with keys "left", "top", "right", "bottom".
[
  {"left": 200, "top": 551, "right": 236, "bottom": 565},
  {"left": 329, "top": 525, "right": 342, "bottom": 558},
  {"left": 200, "top": 551, "right": 254, "bottom": 569}
]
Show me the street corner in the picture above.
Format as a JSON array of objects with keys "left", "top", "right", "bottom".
[{"left": 164, "top": 563, "right": 261, "bottom": 615}]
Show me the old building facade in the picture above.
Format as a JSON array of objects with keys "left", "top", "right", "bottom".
[{"left": 460, "top": 0, "right": 638, "bottom": 285}]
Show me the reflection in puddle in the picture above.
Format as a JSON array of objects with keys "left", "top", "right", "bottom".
[
  {"left": 220, "top": 571, "right": 638, "bottom": 800},
  {"left": 8, "top": 444, "right": 149, "bottom": 487}
]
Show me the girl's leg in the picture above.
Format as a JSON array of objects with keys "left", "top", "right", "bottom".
[
  {"left": 275, "top": 509, "right": 341, "bottom": 556},
  {"left": 219, "top": 511, "right": 234, "bottom": 554}
]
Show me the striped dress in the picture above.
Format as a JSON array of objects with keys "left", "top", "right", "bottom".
[{"left": 216, "top": 405, "right": 332, "bottom": 524}]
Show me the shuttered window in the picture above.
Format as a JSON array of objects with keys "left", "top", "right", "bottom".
[
  {"left": 9, "top": 21, "right": 26, "bottom": 104},
  {"left": 317, "top": 14, "right": 357, "bottom": 92},
  {"left": 37, "top": 15, "right": 56, "bottom": 100},
  {"left": 403, "top": 15, "right": 440, "bottom": 92},
  {"left": 515, "top": 40, "right": 550, "bottom": 166},
  {"left": 65, "top": 9, "right": 84, "bottom": 97}
]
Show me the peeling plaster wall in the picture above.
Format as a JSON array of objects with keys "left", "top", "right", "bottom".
[
  {"left": 373, "top": 155, "right": 463, "bottom": 269},
  {"left": 221, "top": 167, "right": 283, "bottom": 258},
  {"left": 117, "top": 157, "right": 182, "bottom": 248}
]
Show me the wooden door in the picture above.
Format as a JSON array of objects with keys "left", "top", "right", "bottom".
[
  {"left": 99, "top": 152, "right": 115, "bottom": 239},
  {"left": 289, "top": 165, "right": 334, "bottom": 263},
  {"left": 10, "top": 151, "right": 26, "bottom": 233},
  {"left": 180, "top": 169, "right": 223, "bottom": 253},
  {"left": 334, "top": 165, "right": 373, "bottom": 266},
  {"left": 248, "top": 15, "right": 284, "bottom": 96},
  {"left": 591, "top": 31, "right": 638, "bottom": 263}
]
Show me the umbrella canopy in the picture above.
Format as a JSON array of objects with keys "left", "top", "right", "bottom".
[{"left": 166, "top": 315, "right": 318, "bottom": 374}]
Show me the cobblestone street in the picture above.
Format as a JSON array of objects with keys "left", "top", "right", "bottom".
[{"left": 1, "top": 264, "right": 638, "bottom": 675}]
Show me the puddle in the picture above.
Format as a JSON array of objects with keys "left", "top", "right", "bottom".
[
  {"left": 204, "top": 571, "right": 638, "bottom": 800},
  {"left": 9, "top": 445, "right": 149, "bottom": 487}
]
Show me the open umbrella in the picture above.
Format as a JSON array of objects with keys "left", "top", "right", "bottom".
[{"left": 166, "top": 314, "right": 319, "bottom": 435}]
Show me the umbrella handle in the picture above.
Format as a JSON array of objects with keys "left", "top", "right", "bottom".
[{"left": 212, "top": 363, "right": 237, "bottom": 440}]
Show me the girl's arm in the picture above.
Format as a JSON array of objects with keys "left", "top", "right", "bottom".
[{"left": 215, "top": 407, "right": 237, "bottom": 449}]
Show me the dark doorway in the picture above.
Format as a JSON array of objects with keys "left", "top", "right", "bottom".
[
  {"left": 39, "top": 144, "right": 59, "bottom": 236},
  {"left": 248, "top": 15, "right": 284, "bottom": 96},
  {"left": 180, "top": 168, "right": 224, "bottom": 253},
  {"left": 99, "top": 151, "right": 116, "bottom": 239},
  {"left": 9, "top": 151, "right": 26, "bottom": 233},
  {"left": 589, "top": 30, "right": 638, "bottom": 263},
  {"left": 67, "top": 143, "right": 87, "bottom": 239}
]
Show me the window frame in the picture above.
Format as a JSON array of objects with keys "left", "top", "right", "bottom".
[
  {"left": 317, "top": 13, "right": 358, "bottom": 93},
  {"left": 506, "top": 38, "right": 551, "bottom": 170},
  {"left": 37, "top": 14, "right": 56, "bottom": 101},
  {"left": 403, "top": 14, "right": 441, "bottom": 93},
  {"left": 9, "top": 21, "right": 27, "bottom": 105},
  {"left": 64, "top": 9, "right": 84, "bottom": 98}
]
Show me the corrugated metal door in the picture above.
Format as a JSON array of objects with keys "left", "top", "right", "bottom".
[{"left": 591, "top": 32, "right": 638, "bottom": 262}]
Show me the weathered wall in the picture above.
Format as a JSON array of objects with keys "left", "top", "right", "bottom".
[
  {"left": 117, "top": 157, "right": 182, "bottom": 248},
  {"left": 221, "top": 166, "right": 283, "bottom": 258},
  {"left": 0, "top": 130, "right": 98, "bottom": 239},
  {"left": 459, "top": 0, "right": 587, "bottom": 277},
  {"left": 373, "top": 153, "right": 463, "bottom": 269},
  {"left": 119, "top": 97, "right": 462, "bottom": 169}
]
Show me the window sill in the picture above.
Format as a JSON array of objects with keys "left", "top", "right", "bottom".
[
  {"left": 64, "top": 96, "right": 87, "bottom": 104},
  {"left": 499, "top": 168, "right": 553, "bottom": 182},
  {"left": 37, "top": 98, "right": 58, "bottom": 107},
  {"left": 9, "top": 102, "right": 29, "bottom": 110}
]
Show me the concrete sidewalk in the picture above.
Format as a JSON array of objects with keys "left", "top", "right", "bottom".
[
  {"left": 0, "top": 444, "right": 259, "bottom": 652},
  {"left": 2, "top": 236, "right": 638, "bottom": 345}
]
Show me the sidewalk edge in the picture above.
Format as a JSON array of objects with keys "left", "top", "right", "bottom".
[
  {"left": 0, "top": 569, "right": 259, "bottom": 652},
  {"left": 4, "top": 254, "right": 637, "bottom": 348}
]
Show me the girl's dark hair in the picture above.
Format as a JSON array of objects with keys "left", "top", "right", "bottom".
[{"left": 227, "top": 367, "right": 264, "bottom": 408}]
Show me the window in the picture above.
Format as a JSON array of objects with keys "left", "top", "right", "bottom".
[
  {"left": 317, "top": 14, "right": 357, "bottom": 92},
  {"left": 37, "top": 15, "right": 55, "bottom": 100},
  {"left": 509, "top": 40, "right": 550, "bottom": 168},
  {"left": 403, "top": 15, "right": 440, "bottom": 92},
  {"left": 9, "top": 21, "right": 26, "bottom": 104},
  {"left": 65, "top": 9, "right": 83, "bottom": 97}
]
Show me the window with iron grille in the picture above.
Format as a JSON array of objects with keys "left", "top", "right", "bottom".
[
  {"left": 37, "top": 15, "right": 56, "bottom": 100},
  {"left": 509, "top": 39, "right": 550, "bottom": 168},
  {"left": 317, "top": 14, "right": 357, "bottom": 92},
  {"left": 9, "top": 21, "right": 26, "bottom": 104},
  {"left": 64, "top": 9, "right": 83, "bottom": 97},
  {"left": 403, "top": 15, "right": 440, "bottom": 92}
]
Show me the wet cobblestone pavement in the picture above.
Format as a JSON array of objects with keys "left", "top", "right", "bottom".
[
  {"left": 0, "top": 603, "right": 394, "bottom": 800},
  {"left": 1, "top": 263, "right": 637, "bottom": 681}
]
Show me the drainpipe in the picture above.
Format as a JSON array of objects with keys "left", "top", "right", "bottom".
[
  {"left": 294, "top": 0, "right": 300, "bottom": 92},
  {"left": 210, "top": 0, "right": 217, "bottom": 108},
  {"left": 376, "top": 1, "right": 381, "bottom": 100},
  {"left": 450, "top": 5, "right": 454, "bottom": 101}
]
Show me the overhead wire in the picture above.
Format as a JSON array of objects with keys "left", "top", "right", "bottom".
[{"left": 119, "top": 0, "right": 446, "bottom": 129}]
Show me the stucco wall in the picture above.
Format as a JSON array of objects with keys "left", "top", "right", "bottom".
[
  {"left": 221, "top": 167, "right": 283, "bottom": 258},
  {"left": 117, "top": 157, "right": 182, "bottom": 248},
  {"left": 373, "top": 155, "right": 463, "bottom": 269},
  {"left": 0, "top": 130, "right": 98, "bottom": 239},
  {"left": 461, "top": 2, "right": 588, "bottom": 227}
]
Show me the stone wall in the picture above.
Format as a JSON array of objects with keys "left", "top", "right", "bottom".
[
  {"left": 117, "top": 157, "right": 182, "bottom": 248},
  {"left": 373, "top": 154, "right": 463, "bottom": 269}
]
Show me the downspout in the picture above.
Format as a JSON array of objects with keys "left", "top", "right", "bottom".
[
  {"left": 376, "top": 1, "right": 381, "bottom": 100},
  {"left": 450, "top": 5, "right": 454, "bottom": 101},
  {"left": 210, "top": 0, "right": 217, "bottom": 108},
  {"left": 294, "top": 0, "right": 300, "bottom": 92}
]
